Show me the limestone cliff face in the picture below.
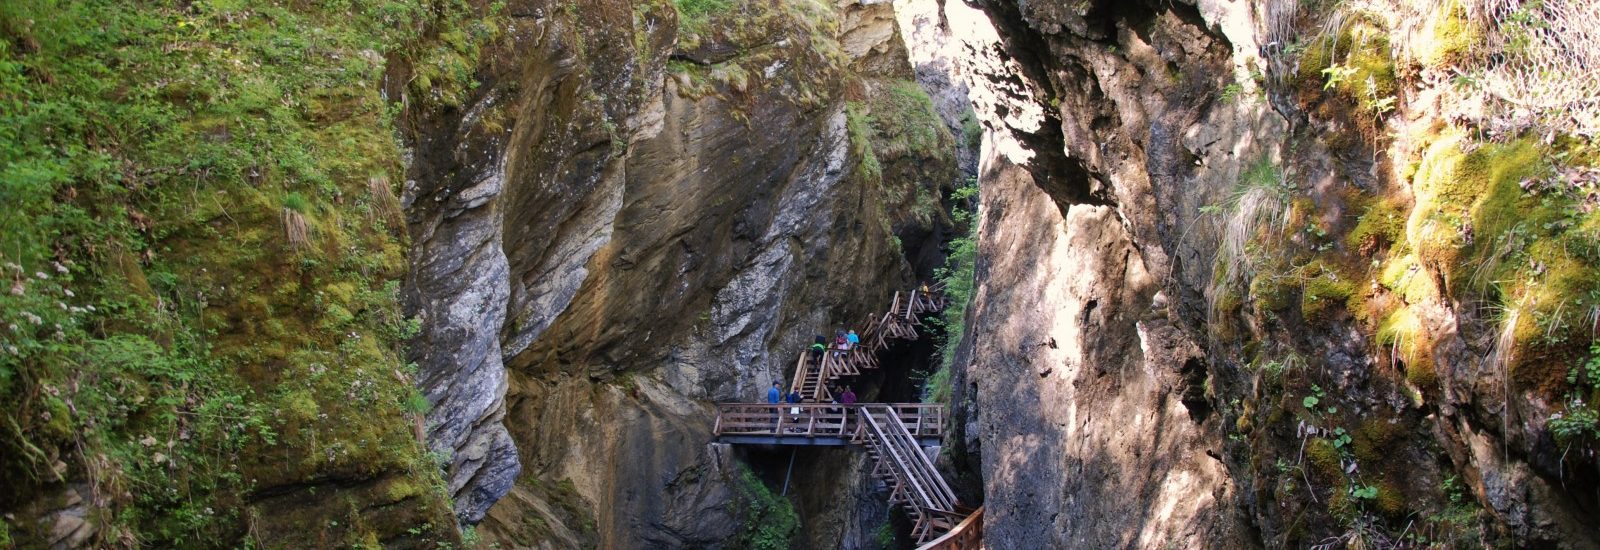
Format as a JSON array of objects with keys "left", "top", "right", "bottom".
[
  {"left": 914, "top": 0, "right": 1600, "bottom": 547},
  {"left": 399, "top": 0, "right": 677, "bottom": 524},
  {"left": 397, "top": 0, "right": 956, "bottom": 543}
]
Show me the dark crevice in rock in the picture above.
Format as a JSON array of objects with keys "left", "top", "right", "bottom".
[{"left": 1177, "top": 356, "right": 1210, "bottom": 423}]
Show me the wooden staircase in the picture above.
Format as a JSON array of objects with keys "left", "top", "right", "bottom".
[
  {"left": 788, "top": 285, "right": 950, "bottom": 403},
  {"left": 856, "top": 404, "right": 965, "bottom": 545},
  {"left": 716, "top": 283, "right": 979, "bottom": 549}
]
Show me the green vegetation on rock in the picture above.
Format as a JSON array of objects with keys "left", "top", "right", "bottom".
[
  {"left": 1407, "top": 132, "right": 1600, "bottom": 396},
  {"left": 0, "top": 0, "right": 486, "bottom": 544},
  {"left": 925, "top": 181, "right": 978, "bottom": 405},
  {"left": 732, "top": 464, "right": 798, "bottom": 550}
]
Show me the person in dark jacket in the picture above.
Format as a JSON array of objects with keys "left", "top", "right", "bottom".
[
  {"left": 785, "top": 389, "right": 804, "bottom": 432},
  {"left": 838, "top": 386, "right": 858, "bottom": 429}
]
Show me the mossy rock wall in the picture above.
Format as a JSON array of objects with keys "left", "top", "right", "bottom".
[{"left": 0, "top": 0, "right": 477, "bottom": 546}]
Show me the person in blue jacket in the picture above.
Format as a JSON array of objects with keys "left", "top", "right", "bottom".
[{"left": 767, "top": 381, "right": 783, "bottom": 430}]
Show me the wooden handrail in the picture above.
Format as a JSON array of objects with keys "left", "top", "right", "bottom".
[
  {"left": 881, "top": 408, "right": 956, "bottom": 511},
  {"left": 860, "top": 407, "right": 941, "bottom": 512},
  {"left": 914, "top": 507, "right": 983, "bottom": 550},
  {"left": 712, "top": 403, "right": 943, "bottom": 439},
  {"left": 855, "top": 405, "right": 970, "bottom": 543},
  {"left": 788, "top": 351, "right": 807, "bottom": 401}
]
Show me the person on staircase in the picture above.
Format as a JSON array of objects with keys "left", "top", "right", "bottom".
[
  {"left": 834, "top": 332, "right": 849, "bottom": 357},
  {"left": 810, "top": 335, "right": 827, "bottom": 364},
  {"left": 846, "top": 329, "right": 860, "bottom": 351},
  {"left": 839, "top": 386, "right": 858, "bottom": 431}
]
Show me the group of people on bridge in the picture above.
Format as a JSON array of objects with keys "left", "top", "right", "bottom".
[{"left": 766, "top": 380, "right": 856, "bottom": 406}]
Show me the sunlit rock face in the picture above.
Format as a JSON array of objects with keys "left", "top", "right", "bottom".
[
  {"left": 400, "top": 0, "right": 956, "bottom": 542},
  {"left": 893, "top": 0, "right": 1263, "bottom": 545},
  {"left": 913, "top": 0, "right": 1600, "bottom": 546}
]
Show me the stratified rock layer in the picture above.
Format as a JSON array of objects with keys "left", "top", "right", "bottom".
[{"left": 399, "top": 0, "right": 956, "bottom": 543}]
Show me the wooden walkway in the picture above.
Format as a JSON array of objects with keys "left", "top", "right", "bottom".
[
  {"left": 712, "top": 403, "right": 943, "bottom": 446},
  {"left": 790, "top": 286, "right": 949, "bottom": 403},
  {"left": 711, "top": 285, "right": 981, "bottom": 548}
]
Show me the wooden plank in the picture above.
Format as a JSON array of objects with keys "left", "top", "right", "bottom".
[
  {"left": 914, "top": 507, "right": 983, "bottom": 550},
  {"left": 883, "top": 409, "right": 957, "bottom": 511},
  {"left": 862, "top": 406, "right": 947, "bottom": 513}
]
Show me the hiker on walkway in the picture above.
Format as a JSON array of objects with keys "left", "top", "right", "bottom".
[
  {"left": 834, "top": 332, "right": 849, "bottom": 356},
  {"left": 810, "top": 335, "right": 827, "bottom": 363},
  {"left": 839, "top": 386, "right": 858, "bottom": 429},
  {"left": 786, "top": 388, "right": 805, "bottom": 432},
  {"left": 768, "top": 382, "right": 780, "bottom": 428},
  {"left": 847, "top": 329, "right": 860, "bottom": 350}
]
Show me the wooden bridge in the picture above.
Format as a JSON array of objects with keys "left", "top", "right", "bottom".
[
  {"left": 711, "top": 285, "right": 982, "bottom": 548},
  {"left": 712, "top": 402, "right": 943, "bottom": 446}
]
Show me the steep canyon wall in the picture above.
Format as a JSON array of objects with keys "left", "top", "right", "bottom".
[
  {"left": 396, "top": 0, "right": 962, "bottom": 545},
  {"left": 919, "top": 0, "right": 1600, "bottom": 547}
]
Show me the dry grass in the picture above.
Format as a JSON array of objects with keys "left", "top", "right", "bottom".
[
  {"left": 1217, "top": 160, "right": 1294, "bottom": 287},
  {"left": 1259, "top": 0, "right": 1300, "bottom": 86},
  {"left": 1485, "top": 299, "right": 1522, "bottom": 456},
  {"left": 282, "top": 208, "right": 309, "bottom": 250},
  {"left": 368, "top": 175, "right": 404, "bottom": 228},
  {"left": 1204, "top": 158, "right": 1295, "bottom": 322}
]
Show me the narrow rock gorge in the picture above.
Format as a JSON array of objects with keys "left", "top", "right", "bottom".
[{"left": 3, "top": 0, "right": 1598, "bottom": 548}]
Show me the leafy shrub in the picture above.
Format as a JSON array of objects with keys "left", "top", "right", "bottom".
[
  {"left": 924, "top": 180, "right": 978, "bottom": 404},
  {"left": 733, "top": 465, "right": 798, "bottom": 550}
]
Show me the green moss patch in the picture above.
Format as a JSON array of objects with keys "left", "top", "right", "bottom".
[
  {"left": 1346, "top": 197, "right": 1408, "bottom": 256},
  {"left": 1407, "top": 132, "right": 1600, "bottom": 394},
  {"left": 0, "top": 0, "right": 463, "bottom": 544},
  {"left": 1301, "top": 262, "right": 1357, "bottom": 321},
  {"left": 1420, "top": 0, "right": 1482, "bottom": 68},
  {"left": 1293, "top": 12, "right": 1399, "bottom": 141}
]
